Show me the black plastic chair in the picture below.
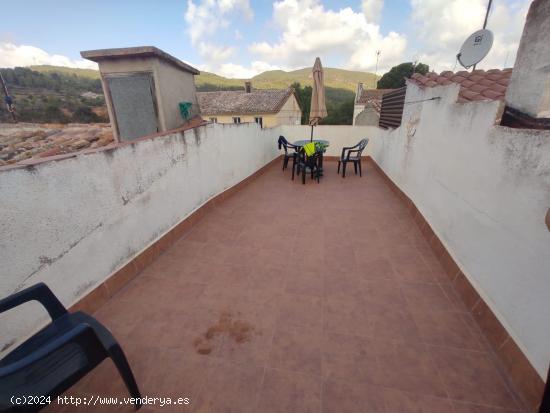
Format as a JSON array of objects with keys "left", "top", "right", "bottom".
[
  {"left": 277, "top": 136, "right": 299, "bottom": 171},
  {"left": 0, "top": 283, "right": 142, "bottom": 412},
  {"left": 293, "top": 149, "right": 321, "bottom": 184},
  {"left": 337, "top": 138, "right": 369, "bottom": 178}
]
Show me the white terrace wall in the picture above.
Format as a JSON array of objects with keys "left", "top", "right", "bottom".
[
  {"left": 371, "top": 81, "right": 550, "bottom": 378},
  {"left": 0, "top": 122, "right": 279, "bottom": 352}
]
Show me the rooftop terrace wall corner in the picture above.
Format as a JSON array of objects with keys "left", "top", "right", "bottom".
[{"left": 80, "top": 46, "right": 200, "bottom": 75}]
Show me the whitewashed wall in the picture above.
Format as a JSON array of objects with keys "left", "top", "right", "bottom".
[
  {"left": 0, "top": 122, "right": 279, "bottom": 352},
  {"left": 371, "top": 81, "right": 550, "bottom": 378}
]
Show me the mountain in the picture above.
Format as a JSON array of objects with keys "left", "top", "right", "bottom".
[
  {"left": 30, "top": 65, "right": 102, "bottom": 80},
  {"left": 30, "top": 65, "right": 378, "bottom": 92}
]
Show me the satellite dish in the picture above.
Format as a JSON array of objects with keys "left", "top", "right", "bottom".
[{"left": 457, "top": 29, "right": 494, "bottom": 69}]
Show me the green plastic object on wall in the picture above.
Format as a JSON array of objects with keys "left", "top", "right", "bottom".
[{"left": 179, "top": 102, "right": 193, "bottom": 121}]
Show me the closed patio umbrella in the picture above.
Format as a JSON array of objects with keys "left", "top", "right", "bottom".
[{"left": 309, "top": 57, "right": 327, "bottom": 141}]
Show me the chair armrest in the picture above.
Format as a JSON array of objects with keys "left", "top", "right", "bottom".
[
  {"left": 341, "top": 142, "right": 361, "bottom": 160},
  {"left": 0, "top": 323, "right": 107, "bottom": 377},
  {"left": 0, "top": 283, "right": 67, "bottom": 320}
]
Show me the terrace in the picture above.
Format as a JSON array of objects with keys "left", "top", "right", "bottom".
[
  {"left": 43, "top": 160, "right": 528, "bottom": 413},
  {"left": 2, "top": 2, "right": 550, "bottom": 412}
]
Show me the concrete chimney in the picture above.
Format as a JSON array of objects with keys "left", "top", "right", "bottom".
[
  {"left": 356, "top": 83, "right": 364, "bottom": 103},
  {"left": 505, "top": 0, "right": 550, "bottom": 119},
  {"left": 245, "top": 81, "right": 252, "bottom": 93}
]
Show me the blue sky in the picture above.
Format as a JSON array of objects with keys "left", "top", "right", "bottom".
[{"left": 0, "top": 0, "right": 529, "bottom": 78}]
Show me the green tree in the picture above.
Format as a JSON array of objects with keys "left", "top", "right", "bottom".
[
  {"left": 291, "top": 82, "right": 312, "bottom": 125},
  {"left": 377, "top": 62, "right": 429, "bottom": 89}
]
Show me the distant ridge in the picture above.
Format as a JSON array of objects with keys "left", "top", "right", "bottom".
[{"left": 29, "top": 65, "right": 378, "bottom": 92}]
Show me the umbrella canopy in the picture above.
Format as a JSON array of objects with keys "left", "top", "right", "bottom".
[{"left": 309, "top": 57, "right": 327, "bottom": 127}]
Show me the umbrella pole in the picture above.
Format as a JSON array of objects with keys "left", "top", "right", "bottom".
[{"left": 310, "top": 124, "right": 314, "bottom": 142}]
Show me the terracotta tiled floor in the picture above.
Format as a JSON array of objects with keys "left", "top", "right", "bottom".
[{"left": 45, "top": 160, "right": 528, "bottom": 413}]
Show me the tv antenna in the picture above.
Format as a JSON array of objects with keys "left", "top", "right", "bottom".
[
  {"left": 456, "top": 0, "right": 494, "bottom": 70},
  {"left": 375, "top": 50, "right": 381, "bottom": 87}
]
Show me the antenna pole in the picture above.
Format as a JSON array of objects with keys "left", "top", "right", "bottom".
[
  {"left": 473, "top": 0, "right": 493, "bottom": 71},
  {"left": 375, "top": 50, "right": 381, "bottom": 88},
  {"left": 0, "top": 71, "right": 17, "bottom": 122},
  {"left": 482, "top": 0, "right": 493, "bottom": 29}
]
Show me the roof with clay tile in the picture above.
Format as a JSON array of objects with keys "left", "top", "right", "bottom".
[
  {"left": 409, "top": 68, "right": 513, "bottom": 103},
  {"left": 0, "top": 123, "right": 114, "bottom": 166},
  {"left": 356, "top": 89, "right": 396, "bottom": 115},
  {"left": 197, "top": 88, "right": 297, "bottom": 116}
]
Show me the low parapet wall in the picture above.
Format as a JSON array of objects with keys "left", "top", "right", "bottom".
[
  {"left": 371, "top": 81, "right": 550, "bottom": 409},
  {"left": 0, "top": 121, "right": 279, "bottom": 353}
]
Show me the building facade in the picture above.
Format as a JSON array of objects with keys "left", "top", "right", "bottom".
[{"left": 198, "top": 83, "right": 302, "bottom": 128}]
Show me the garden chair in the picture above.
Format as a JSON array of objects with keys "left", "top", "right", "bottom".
[
  {"left": 338, "top": 138, "right": 369, "bottom": 178},
  {"left": 0, "top": 283, "right": 142, "bottom": 412},
  {"left": 277, "top": 136, "right": 299, "bottom": 171}
]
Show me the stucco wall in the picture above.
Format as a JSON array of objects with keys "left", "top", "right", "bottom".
[
  {"left": 271, "top": 94, "right": 301, "bottom": 127},
  {"left": 155, "top": 60, "right": 200, "bottom": 128},
  {"left": 371, "top": 81, "right": 550, "bottom": 378},
  {"left": 0, "top": 122, "right": 279, "bottom": 353},
  {"left": 353, "top": 104, "right": 365, "bottom": 125},
  {"left": 505, "top": 0, "right": 550, "bottom": 118}
]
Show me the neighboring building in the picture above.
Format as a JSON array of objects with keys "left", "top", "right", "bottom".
[
  {"left": 353, "top": 83, "right": 395, "bottom": 126},
  {"left": 197, "top": 82, "right": 302, "bottom": 128}
]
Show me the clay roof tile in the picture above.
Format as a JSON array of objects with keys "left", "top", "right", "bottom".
[
  {"left": 197, "top": 88, "right": 295, "bottom": 115},
  {"left": 459, "top": 89, "right": 482, "bottom": 101},
  {"left": 481, "top": 89, "right": 504, "bottom": 100},
  {"left": 468, "top": 83, "right": 488, "bottom": 93},
  {"left": 402, "top": 68, "right": 512, "bottom": 102}
]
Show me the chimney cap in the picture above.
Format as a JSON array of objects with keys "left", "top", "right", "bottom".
[{"left": 81, "top": 46, "right": 200, "bottom": 75}]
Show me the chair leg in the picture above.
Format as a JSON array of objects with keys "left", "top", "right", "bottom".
[
  {"left": 354, "top": 161, "right": 357, "bottom": 175},
  {"left": 342, "top": 161, "right": 347, "bottom": 178},
  {"left": 292, "top": 160, "right": 296, "bottom": 180},
  {"left": 337, "top": 161, "right": 341, "bottom": 174},
  {"left": 109, "top": 344, "right": 142, "bottom": 409},
  {"left": 358, "top": 160, "right": 362, "bottom": 177},
  {"left": 302, "top": 168, "right": 306, "bottom": 184}
]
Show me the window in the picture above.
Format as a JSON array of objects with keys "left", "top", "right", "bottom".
[
  {"left": 233, "top": 117, "right": 241, "bottom": 124},
  {"left": 209, "top": 117, "right": 217, "bottom": 123},
  {"left": 254, "top": 117, "right": 263, "bottom": 128}
]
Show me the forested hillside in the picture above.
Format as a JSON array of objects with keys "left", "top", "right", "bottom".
[{"left": 0, "top": 67, "right": 107, "bottom": 123}]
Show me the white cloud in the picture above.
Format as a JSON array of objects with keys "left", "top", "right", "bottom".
[
  {"left": 249, "top": 0, "right": 406, "bottom": 73},
  {"left": 362, "top": 0, "right": 384, "bottom": 23},
  {"left": 0, "top": 42, "right": 97, "bottom": 69},
  {"left": 184, "top": 0, "right": 253, "bottom": 45},
  {"left": 184, "top": 0, "right": 255, "bottom": 76},
  {"left": 410, "top": 0, "right": 529, "bottom": 72},
  {"left": 217, "top": 61, "right": 283, "bottom": 78}
]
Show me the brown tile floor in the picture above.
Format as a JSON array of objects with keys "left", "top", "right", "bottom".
[{"left": 45, "top": 160, "right": 528, "bottom": 413}]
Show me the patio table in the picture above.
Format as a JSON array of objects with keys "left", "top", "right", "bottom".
[
  {"left": 293, "top": 139, "right": 330, "bottom": 147},
  {"left": 293, "top": 139, "right": 330, "bottom": 177}
]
